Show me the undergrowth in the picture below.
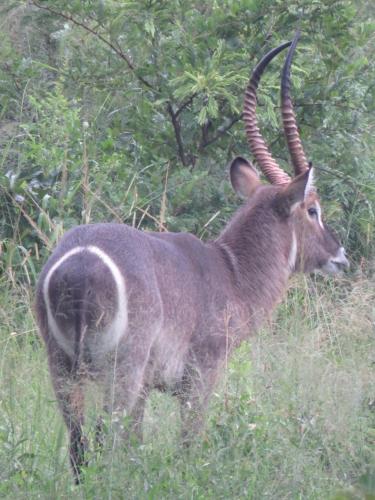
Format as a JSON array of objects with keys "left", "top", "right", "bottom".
[{"left": 0, "top": 273, "right": 374, "bottom": 499}]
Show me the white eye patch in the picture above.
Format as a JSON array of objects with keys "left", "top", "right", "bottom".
[
  {"left": 315, "top": 202, "right": 324, "bottom": 229},
  {"left": 313, "top": 202, "right": 324, "bottom": 229}
]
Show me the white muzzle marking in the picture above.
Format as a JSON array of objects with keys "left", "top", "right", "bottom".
[{"left": 323, "top": 247, "right": 349, "bottom": 274}]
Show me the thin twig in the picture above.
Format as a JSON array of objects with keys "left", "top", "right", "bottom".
[
  {"left": 137, "top": 205, "right": 168, "bottom": 231},
  {"left": 25, "top": 191, "right": 57, "bottom": 232},
  {"left": 175, "top": 93, "right": 198, "bottom": 118},
  {"left": 85, "top": 187, "right": 124, "bottom": 223},
  {"left": 86, "top": 186, "right": 168, "bottom": 230},
  {"left": 82, "top": 128, "right": 90, "bottom": 223},
  {"left": 5, "top": 191, "right": 52, "bottom": 249},
  {"left": 314, "top": 164, "right": 374, "bottom": 193},
  {"left": 31, "top": 0, "right": 154, "bottom": 90},
  {"left": 159, "top": 162, "right": 169, "bottom": 231},
  {"left": 200, "top": 113, "right": 243, "bottom": 149}
]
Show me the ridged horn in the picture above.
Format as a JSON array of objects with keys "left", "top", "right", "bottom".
[
  {"left": 244, "top": 41, "right": 292, "bottom": 185},
  {"left": 281, "top": 31, "right": 309, "bottom": 176}
]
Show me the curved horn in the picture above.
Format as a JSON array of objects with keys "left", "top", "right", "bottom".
[
  {"left": 281, "top": 31, "right": 309, "bottom": 176},
  {"left": 244, "top": 41, "right": 292, "bottom": 185}
]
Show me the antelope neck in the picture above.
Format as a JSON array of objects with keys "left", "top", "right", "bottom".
[{"left": 215, "top": 215, "right": 294, "bottom": 319}]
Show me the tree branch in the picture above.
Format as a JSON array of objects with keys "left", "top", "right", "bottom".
[
  {"left": 167, "top": 103, "right": 189, "bottom": 166},
  {"left": 175, "top": 93, "right": 197, "bottom": 118},
  {"left": 200, "top": 113, "right": 243, "bottom": 149},
  {"left": 31, "top": 0, "right": 154, "bottom": 90}
]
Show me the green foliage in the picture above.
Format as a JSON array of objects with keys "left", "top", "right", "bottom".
[
  {"left": 0, "top": 4, "right": 374, "bottom": 496},
  {"left": 0, "top": 276, "right": 374, "bottom": 497},
  {"left": 0, "top": 0, "right": 374, "bottom": 281}
]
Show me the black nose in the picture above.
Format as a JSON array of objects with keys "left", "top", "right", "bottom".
[
  {"left": 331, "top": 256, "right": 350, "bottom": 271},
  {"left": 333, "top": 260, "right": 349, "bottom": 271}
]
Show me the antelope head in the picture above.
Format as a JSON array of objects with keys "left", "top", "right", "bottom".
[{"left": 230, "top": 32, "right": 349, "bottom": 275}]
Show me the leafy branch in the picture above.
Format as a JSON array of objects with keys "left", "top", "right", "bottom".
[
  {"left": 31, "top": 0, "right": 154, "bottom": 90},
  {"left": 200, "top": 113, "right": 243, "bottom": 150},
  {"left": 167, "top": 103, "right": 189, "bottom": 166},
  {"left": 175, "top": 93, "right": 198, "bottom": 118}
]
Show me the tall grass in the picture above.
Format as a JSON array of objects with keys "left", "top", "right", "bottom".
[{"left": 0, "top": 273, "right": 374, "bottom": 499}]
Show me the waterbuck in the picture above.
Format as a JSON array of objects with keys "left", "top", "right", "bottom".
[{"left": 35, "top": 32, "right": 349, "bottom": 480}]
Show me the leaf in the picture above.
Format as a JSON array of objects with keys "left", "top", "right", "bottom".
[
  {"left": 198, "top": 107, "right": 208, "bottom": 125},
  {"left": 144, "top": 18, "right": 155, "bottom": 38}
]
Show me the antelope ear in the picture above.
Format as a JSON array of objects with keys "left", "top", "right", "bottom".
[
  {"left": 274, "top": 167, "right": 315, "bottom": 216},
  {"left": 230, "top": 157, "right": 260, "bottom": 198}
]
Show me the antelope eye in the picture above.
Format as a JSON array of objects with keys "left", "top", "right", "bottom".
[{"left": 308, "top": 207, "right": 318, "bottom": 218}]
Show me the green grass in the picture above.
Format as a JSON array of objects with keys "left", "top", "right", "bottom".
[{"left": 0, "top": 274, "right": 374, "bottom": 499}]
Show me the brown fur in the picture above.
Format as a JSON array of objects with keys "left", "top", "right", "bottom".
[{"left": 35, "top": 165, "right": 347, "bottom": 481}]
